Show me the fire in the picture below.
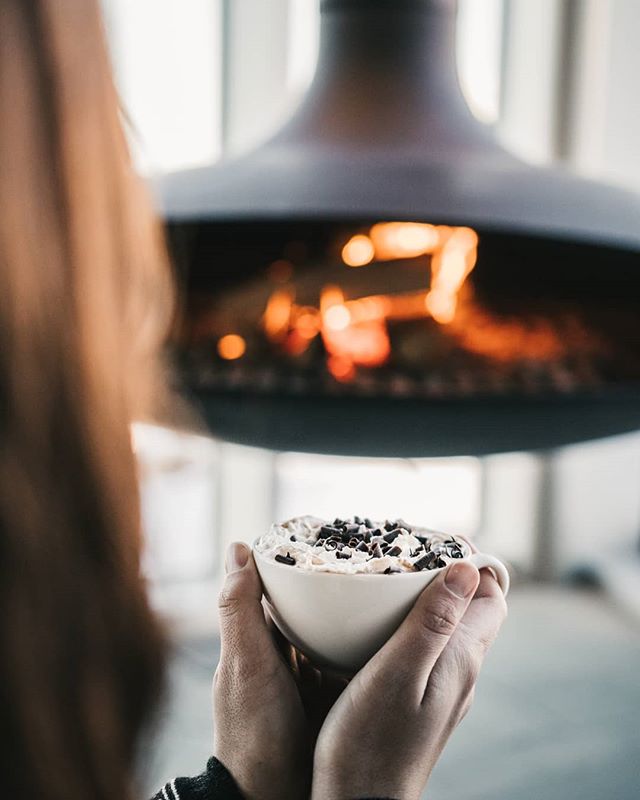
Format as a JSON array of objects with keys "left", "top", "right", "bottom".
[
  {"left": 295, "top": 309, "right": 320, "bottom": 339},
  {"left": 327, "top": 355, "right": 356, "bottom": 382},
  {"left": 369, "top": 222, "right": 440, "bottom": 260},
  {"left": 447, "top": 302, "right": 565, "bottom": 362},
  {"left": 321, "top": 286, "right": 352, "bottom": 332},
  {"left": 263, "top": 288, "right": 294, "bottom": 341},
  {"left": 324, "top": 305, "right": 352, "bottom": 331},
  {"left": 323, "top": 322, "right": 391, "bottom": 369},
  {"left": 320, "top": 286, "right": 390, "bottom": 368},
  {"left": 425, "top": 227, "right": 478, "bottom": 324},
  {"left": 262, "top": 221, "right": 483, "bottom": 381},
  {"left": 342, "top": 234, "right": 375, "bottom": 267},
  {"left": 320, "top": 285, "right": 345, "bottom": 312},
  {"left": 217, "top": 334, "right": 246, "bottom": 360}
]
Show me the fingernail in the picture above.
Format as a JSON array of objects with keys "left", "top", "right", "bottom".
[
  {"left": 225, "top": 542, "right": 249, "bottom": 573},
  {"left": 444, "top": 562, "right": 478, "bottom": 598}
]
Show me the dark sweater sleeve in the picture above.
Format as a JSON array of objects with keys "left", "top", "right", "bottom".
[
  {"left": 149, "top": 758, "right": 398, "bottom": 800},
  {"left": 149, "top": 757, "right": 244, "bottom": 800}
]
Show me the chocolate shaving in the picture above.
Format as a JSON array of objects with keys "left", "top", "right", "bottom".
[
  {"left": 414, "top": 552, "right": 438, "bottom": 571},
  {"left": 386, "top": 545, "right": 402, "bottom": 557},
  {"left": 370, "top": 543, "right": 383, "bottom": 559},
  {"left": 275, "top": 552, "right": 296, "bottom": 566},
  {"left": 324, "top": 540, "right": 338, "bottom": 550},
  {"left": 383, "top": 530, "right": 401, "bottom": 543},
  {"left": 384, "top": 566, "right": 402, "bottom": 574},
  {"left": 336, "top": 550, "right": 352, "bottom": 559},
  {"left": 356, "top": 541, "right": 369, "bottom": 552}
]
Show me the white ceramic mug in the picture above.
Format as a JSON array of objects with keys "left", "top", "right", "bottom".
[{"left": 253, "top": 544, "right": 509, "bottom": 672}]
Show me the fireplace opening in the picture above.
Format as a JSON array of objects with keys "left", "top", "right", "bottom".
[{"left": 169, "top": 219, "right": 640, "bottom": 456}]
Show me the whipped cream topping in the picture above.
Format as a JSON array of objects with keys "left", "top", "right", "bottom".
[{"left": 254, "top": 515, "right": 471, "bottom": 574}]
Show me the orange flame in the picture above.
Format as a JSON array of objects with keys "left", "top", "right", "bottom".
[
  {"left": 327, "top": 355, "right": 356, "bottom": 382},
  {"left": 261, "top": 222, "right": 485, "bottom": 382},
  {"left": 217, "top": 334, "right": 246, "bottom": 360},
  {"left": 369, "top": 222, "right": 440, "bottom": 260},
  {"left": 425, "top": 227, "right": 478, "bottom": 324},
  {"left": 342, "top": 234, "right": 375, "bottom": 267},
  {"left": 447, "top": 302, "right": 565, "bottom": 362},
  {"left": 263, "top": 288, "right": 294, "bottom": 341}
]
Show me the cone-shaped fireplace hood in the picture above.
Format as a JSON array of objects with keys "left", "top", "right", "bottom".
[
  {"left": 161, "top": 0, "right": 640, "bottom": 249},
  {"left": 161, "top": 0, "right": 640, "bottom": 457}
]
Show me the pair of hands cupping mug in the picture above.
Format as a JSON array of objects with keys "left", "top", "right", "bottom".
[{"left": 214, "top": 516, "right": 509, "bottom": 800}]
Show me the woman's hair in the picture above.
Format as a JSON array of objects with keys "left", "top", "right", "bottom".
[{"left": 0, "top": 1, "right": 174, "bottom": 798}]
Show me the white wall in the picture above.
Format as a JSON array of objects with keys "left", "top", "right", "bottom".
[{"left": 100, "top": 0, "right": 223, "bottom": 174}]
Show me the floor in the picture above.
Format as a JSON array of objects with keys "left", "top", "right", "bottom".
[{"left": 141, "top": 584, "right": 640, "bottom": 800}]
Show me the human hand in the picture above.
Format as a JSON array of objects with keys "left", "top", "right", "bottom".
[
  {"left": 312, "top": 561, "right": 507, "bottom": 800},
  {"left": 213, "top": 542, "right": 347, "bottom": 800}
]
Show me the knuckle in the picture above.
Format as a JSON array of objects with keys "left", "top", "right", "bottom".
[
  {"left": 419, "top": 597, "right": 461, "bottom": 638},
  {"left": 217, "top": 577, "right": 243, "bottom": 619}
]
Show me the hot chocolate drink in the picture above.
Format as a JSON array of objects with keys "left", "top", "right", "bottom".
[{"left": 254, "top": 515, "right": 472, "bottom": 575}]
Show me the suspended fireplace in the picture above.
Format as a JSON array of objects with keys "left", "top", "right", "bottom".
[{"left": 160, "top": 0, "right": 640, "bottom": 457}]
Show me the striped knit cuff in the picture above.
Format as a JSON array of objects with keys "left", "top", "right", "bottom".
[{"left": 150, "top": 757, "right": 244, "bottom": 800}]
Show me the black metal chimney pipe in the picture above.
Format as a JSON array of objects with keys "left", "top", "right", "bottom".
[
  {"left": 276, "top": 0, "right": 493, "bottom": 153},
  {"left": 160, "top": 0, "right": 640, "bottom": 251}
]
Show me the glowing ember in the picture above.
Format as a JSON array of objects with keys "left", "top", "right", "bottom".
[
  {"left": 342, "top": 234, "right": 375, "bottom": 267},
  {"left": 324, "top": 304, "right": 352, "bottom": 331},
  {"left": 447, "top": 302, "right": 567, "bottom": 362},
  {"left": 263, "top": 288, "right": 294, "bottom": 341},
  {"left": 217, "top": 334, "right": 246, "bottom": 360},
  {"left": 323, "top": 320, "right": 391, "bottom": 368},
  {"left": 370, "top": 222, "right": 440, "bottom": 259},
  {"left": 295, "top": 309, "right": 320, "bottom": 339},
  {"left": 327, "top": 355, "right": 356, "bottom": 382},
  {"left": 320, "top": 285, "right": 346, "bottom": 311},
  {"left": 258, "top": 222, "right": 482, "bottom": 380},
  {"left": 425, "top": 227, "right": 478, "bottom": 324}
]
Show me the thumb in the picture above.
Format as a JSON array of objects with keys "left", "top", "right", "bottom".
[
  {"left": 217, "top": 542, "right": 273, "bottom": 665},
  {"left": 361, "top": 561, "right": 480, "bottom": 701}
]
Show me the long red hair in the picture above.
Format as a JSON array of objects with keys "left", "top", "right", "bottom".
[{"left": 0, "top": 1, "right": 174, "bottom": 798}]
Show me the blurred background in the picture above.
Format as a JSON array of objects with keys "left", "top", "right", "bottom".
[{"left": 99, "top": 1, "right": 640, "bottom": 797}]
